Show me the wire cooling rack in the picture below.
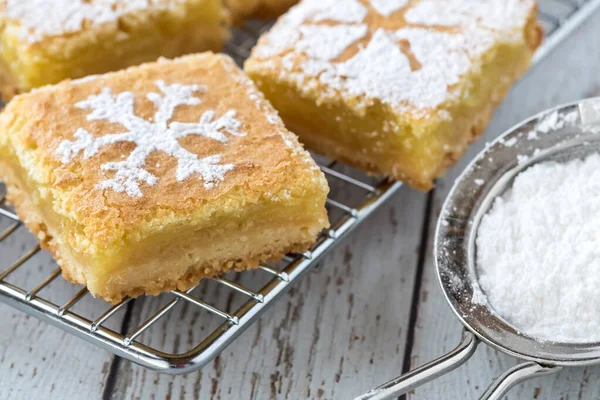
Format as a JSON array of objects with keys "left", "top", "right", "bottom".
[{"left": 0, "top": 0, "right": 598, "bottom": 375}]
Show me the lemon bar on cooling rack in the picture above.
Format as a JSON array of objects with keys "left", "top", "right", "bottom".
[
  {"left": 244, "top": 0, "right": 542, "bottom": 190},
  {"left": 0, "top": 0, "right": 229, "bottom": 101},
  {"left": 0, "top": 53, "right": 329, "bottom": 303}
]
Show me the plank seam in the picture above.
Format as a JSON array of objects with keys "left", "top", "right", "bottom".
[
  {"left": 101, "top": 300, "right": 136, "bottom": 400},
  {"left": 399, "top": 189, "right": 435, "bottom": 400}
]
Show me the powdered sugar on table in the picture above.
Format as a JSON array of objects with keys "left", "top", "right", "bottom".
[{"left": 477, "top": 153, "right": 600, "bottom": 342}]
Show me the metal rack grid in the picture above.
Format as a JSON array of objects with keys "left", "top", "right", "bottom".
[{"left": 0, "top": 0, "right": 598, "bottom": 375}]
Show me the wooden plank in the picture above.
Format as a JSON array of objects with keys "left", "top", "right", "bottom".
[
  {"left": 408, "top": 10, "right": 600, "bottom": 400},
  {"left": 109, "top": 178, "right": 428, "bottom": 399},
  {"left": 0, "top": 223, "right": 126, "bottom": 400}
]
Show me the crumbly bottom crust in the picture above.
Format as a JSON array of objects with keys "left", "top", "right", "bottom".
[
  {"left": 0, "top": 162, "right": 319, "bottom": 303},
  {"left": 62, "top": 238, "right": 311, "bottom": 304}
]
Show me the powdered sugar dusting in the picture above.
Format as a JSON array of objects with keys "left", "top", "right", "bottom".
[
  {"left": 537, "top": 111, "right": 560, "bottom": 133},
  {"left": 477, "top": 153, "right": 600, "bottom": 342},
  {"left": 516, "top": 154, "right": 530, "bottom": 165},
  {"left": 303, "top": 29, "right": 410, "bottom": 103},
  {"left": 253, "top": 30, "right": 301, "bottom": 60},
  {"left": 72, "top": 75, "right": 100, "bottom": 85},
  {"left": 57, "top": 81, "right": 244, "bottom": 197},
  {"left": 471, "top": 288, "right": 487, "bottom": 306},
  {"left": 368, "top": 0, "right": 408, "bottom": 16},
  {"left": 253, "top": 0, "right": 367, "bottom": 59},
  {"left": 526, "top": 110, "right": 579, "bottom": 139},
  {"left": 297, "top": 24, "right": 368, "bottom": 61},
  {"left": 405, "top": 0, "right": 535, "bottom": 35},
  {"left": 302, "top": 27, "right": 493, "bottom": 110},
  {"left": 2, "top": 0, "right": 185, "bottom": 44},
  {"left": 311, "top": 0, "right": 367, "bottom": 23},
  {"left": 527, "top": 130, "right": 538, "bottom": 140},
  {"left": 564, "top": 110, "right": 579, "bottom": 125}
]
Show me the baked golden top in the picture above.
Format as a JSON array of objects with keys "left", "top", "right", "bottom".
[
  {"left": 246, "top": 0, "right": 538, "bottom": 118},
  {"left": 0, "top": 0, "right": 227, "bottom": 45},
  {"left": 0, "top": 53, "right": 327, "bottom": 248}
]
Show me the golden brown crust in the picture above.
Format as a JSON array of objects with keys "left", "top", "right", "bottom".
[{"left": 0, "top": 53, "right": 329, "bottom": 303}]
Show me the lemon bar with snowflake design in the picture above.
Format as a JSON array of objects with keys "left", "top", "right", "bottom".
[
  {"left": 245, "top": 0, "right": 542, "bottom": 190},
  {"left": 0, "top": 53, "right": 329, "bottom": 303},
  {"left": 0, "top": 0, "right": 229, "bottom": 101}
]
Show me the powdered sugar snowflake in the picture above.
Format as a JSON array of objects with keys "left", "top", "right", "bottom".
[{"left": 57, "top": 80, "right": 245, "bottom": 197}]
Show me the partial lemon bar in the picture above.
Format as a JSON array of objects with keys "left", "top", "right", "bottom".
[
  {"left": 0, "top": 53, "right": 329, "bottom": 303},
  {"left": 244, "top": 0, "right": 542, "bottom": 190},
  {"left": 0, "top": 0, "right": 230, "bottom": 100}
]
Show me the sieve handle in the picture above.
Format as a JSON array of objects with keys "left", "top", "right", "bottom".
[
  {"left": 480, "top": 362, "right": 562, "bottom": 400},
  {"left": 354, "top": 330, "right": 478, "bottom": 400}
]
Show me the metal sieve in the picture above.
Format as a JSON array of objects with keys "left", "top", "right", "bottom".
[{"left": 356, "top": 98, "right": 600, "bottom": 400}]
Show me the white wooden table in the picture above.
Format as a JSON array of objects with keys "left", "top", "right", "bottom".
[{"left": 2, "top": 10, "right": 600, "bottom": 400}]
